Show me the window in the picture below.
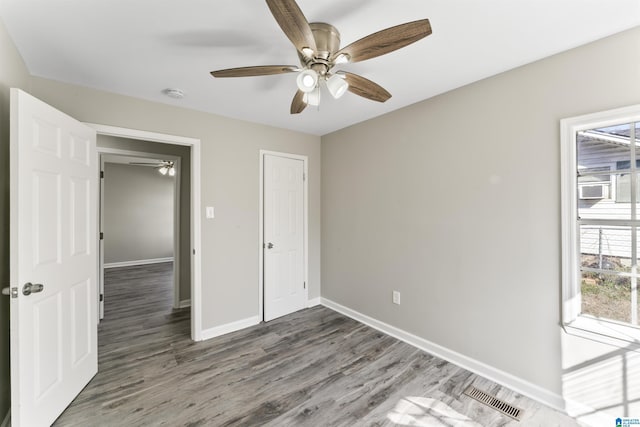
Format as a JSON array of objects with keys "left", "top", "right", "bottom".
[{"left": 561, "top": 105, "right": 640, "bottom": 343}]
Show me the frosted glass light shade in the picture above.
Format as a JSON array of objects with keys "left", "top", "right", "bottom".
[
  {"left": 304, "top": 87, "right": 321, "bottom": 106},
  {"left": 326, "top": 74, "right": 349, "bottom": 99},
  {"left": 334, "top": 53, "right": 350, "bottom": 64},
  {"left": 296, "top": 69, "right": 318, "bottom": 93}
]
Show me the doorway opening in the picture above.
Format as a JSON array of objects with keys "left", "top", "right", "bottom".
[
  {"left": 86, "top": 124, "right": 203, "bottom": 341},
  {"left": 99, "top": 151, "right": 182, "bottom": 321}
]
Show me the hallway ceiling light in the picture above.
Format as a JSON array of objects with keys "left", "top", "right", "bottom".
[{"left": 129, "top": 160, "right": 176, "bottom": 177}]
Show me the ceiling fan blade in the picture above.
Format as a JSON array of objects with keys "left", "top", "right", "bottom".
[
  {"left": 290, "top": 90, "right": 307, "bottom": 114},
  {"left": 129, "top": 162, "right": 163, "bottom": 166},
  {"left": 211, "top": 65, "right": 298, "bottom": 78},
  {"left": 265, "top": 0, "right": 317, "bottom": 53},
  {"left": 341, "top": 72, "right": 392, "bottom": 103},
  {"left": 332, "top": 19, "right": 431, "bottom": 63}
]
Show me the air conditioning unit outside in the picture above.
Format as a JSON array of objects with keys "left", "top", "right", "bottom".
[{"left": 579, "top": 183, "right": 608, "bottom": 199}]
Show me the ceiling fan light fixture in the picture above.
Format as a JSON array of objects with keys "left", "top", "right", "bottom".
[
  {"left": 301, "top": 47, "right": 314, "bottom": 58},
  {"left": 168, "top": 167, "right": 176, "bottom": 177},
  {"left": 334, "top": 53, "right": 350, "bottom": 64},
  {"left": 158, "top": 166, "right": 169, "bottom": 175},
  {"left": 326, "top": 74, "right": 349, "bottom": 99},
  {"left": 304, "top": 87, "right": 321, "bottom": 106},
  {"left": 296, "top": 69, "right": 318, "bottom": 93}
]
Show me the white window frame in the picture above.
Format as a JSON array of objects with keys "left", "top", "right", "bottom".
[{"left": 561, "top": 104, "right": 640, "bottom": 346}]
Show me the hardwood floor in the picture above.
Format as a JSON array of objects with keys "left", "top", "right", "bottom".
[{"left": 55, "top": 263, "right": 579, "bottom": 426}]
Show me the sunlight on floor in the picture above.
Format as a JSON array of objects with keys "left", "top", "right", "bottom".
[
  {"left": 562, "top": 341, "right": 640, "bottom": 425},
  {"left": 387, "top": 396, "right": 482, "bottom": 427}
]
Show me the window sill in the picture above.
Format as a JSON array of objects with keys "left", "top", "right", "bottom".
[{"left": 563, "top": 315, "right": 640, "bottom": 350}]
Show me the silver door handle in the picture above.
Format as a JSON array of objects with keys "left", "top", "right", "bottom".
[
  {"left": 267, "top": 242, "right": 274, "bottom": 249},
  {"left": 22, "top": 282, "right": 44, "bottom": 296}
]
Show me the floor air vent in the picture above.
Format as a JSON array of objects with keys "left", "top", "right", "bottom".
[{"left": 463, "top": 385, "right": 523, "bottom": 421}]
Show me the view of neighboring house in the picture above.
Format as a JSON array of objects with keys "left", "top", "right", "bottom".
[{"left": 577, "top": 123, "right": 639, "bottom": 324}]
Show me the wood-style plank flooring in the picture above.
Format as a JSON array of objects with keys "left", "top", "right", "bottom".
[{"left": 55, "top": 263, "right": 579, "bottom": 426}]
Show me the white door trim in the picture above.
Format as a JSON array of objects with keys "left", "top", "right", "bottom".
[
  {"left": 98, "top": 149, "right": 182, "bottom": 312},
  {"left": 84, "top": 123, "right": 203, "bottom": 341},
  {"left": 258, "top": 150, "right": 309, "bottom": 321}
]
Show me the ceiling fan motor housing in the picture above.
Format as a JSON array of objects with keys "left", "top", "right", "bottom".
[{"left": 298, "top": 22, "right": 341, "bottom": 75}]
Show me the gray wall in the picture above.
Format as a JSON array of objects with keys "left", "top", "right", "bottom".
[
  {"left": 27, "top": 76, "right": 322, "bottom": 332},
  {"left": 99, "top": 136, "right": 192, "bottom": 301},
  {"left": 103, "top": 163, "right": 174, "bottom": 264},
  {"left": 321, "top": 24, "right": 640, "bottom": 411},
  {"left": 0, "top": 18, "right": 29, "bottom": 420}
]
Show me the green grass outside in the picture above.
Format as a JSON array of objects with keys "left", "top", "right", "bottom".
[{"left": 581, "top": 278, "right": 634, "bottom": 324}]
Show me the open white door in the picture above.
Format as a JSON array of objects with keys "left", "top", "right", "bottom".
[
  {"left": 263, "top": 154, "right": 306, "bottom": 321},
  {"left": 8, "top": 89, "right": 98, "bottom": 426},
  {"left": 98, "top": 154, "right": 105, "bottom": 320}
]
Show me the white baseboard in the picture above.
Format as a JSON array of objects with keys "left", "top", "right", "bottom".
[
  {"left": 320, "top": 297, "right": 566, "bottom": 413},
  {"left": 104, "top": 257, "right": 174, "bottom": 268},
  {"left": 1, "top": 409, "right": 10, "bottom": 427},
  {"left": 200, "top": 315, "right": 261, "bottom": 341},
  {"left": 307, "top": 297, "right": 321, "bottom": 308},
  {"left": 177, "top": 299, "right": 191, "bottom": 309}
]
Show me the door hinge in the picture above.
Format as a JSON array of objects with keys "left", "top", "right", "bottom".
[
  {"left": 303, "top": 281, "right": 306, "bottom": 289},
  {"left": 100, "top": 170, "right": 104, "bottom": 179},
  {"left": 303, "top": 172, "right": 306, "bottom": 181},
  {"left": 100, "top": 232, "right": 104, "bottom": 240},
  {"left": 100, "top": 293, "right": 104, "bottom": 302}
]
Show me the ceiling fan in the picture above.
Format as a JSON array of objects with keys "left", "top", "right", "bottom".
[
  {"left": 210, "top": 0, "right": 432, "bottom": 114},
  {"left": 129, "top": 160, "right": 176, "bottom": 176}
]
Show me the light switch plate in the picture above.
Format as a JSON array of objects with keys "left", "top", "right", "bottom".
[
  {"left": 392, "top": 291, "right": 401, "bottom": 305},
  {"left": 206, "top": 206, "right": 214, "bottom": 219}
]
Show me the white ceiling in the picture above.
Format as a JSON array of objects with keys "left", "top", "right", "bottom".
[{"left": 1, "top": 1, "right": 639, "bottom": 136}]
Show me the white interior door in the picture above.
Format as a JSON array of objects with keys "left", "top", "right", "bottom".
[
  {"left": 9, "top": 89, "right": 98, "bottom": 426},
  {"left": 99, "top": 154, "right": 105, "bottom": 320},
  {"left": 264, "top": 154, "right": 306, "bottom": 321}
]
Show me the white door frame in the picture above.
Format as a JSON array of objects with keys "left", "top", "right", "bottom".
[
  {"left": 85, "top": 123, "right": 203, "bottom": 341},
  {"left": 98, "top": 149, "right": 182, "bottom": 313},
  {"left": 258, "top": 150, "right": 309, "bottom": 321}
]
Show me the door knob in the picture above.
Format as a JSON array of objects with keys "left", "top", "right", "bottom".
[
  {"left": 22, "top": 282, "right": 44, "bottom": 296},
  {"left": 267, "top": 242, "right": 274, "bottom": 249}
]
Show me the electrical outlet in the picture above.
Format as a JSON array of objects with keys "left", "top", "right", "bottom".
[{"left": 392, "top": 291, "right": 401, "bottom": 305}]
